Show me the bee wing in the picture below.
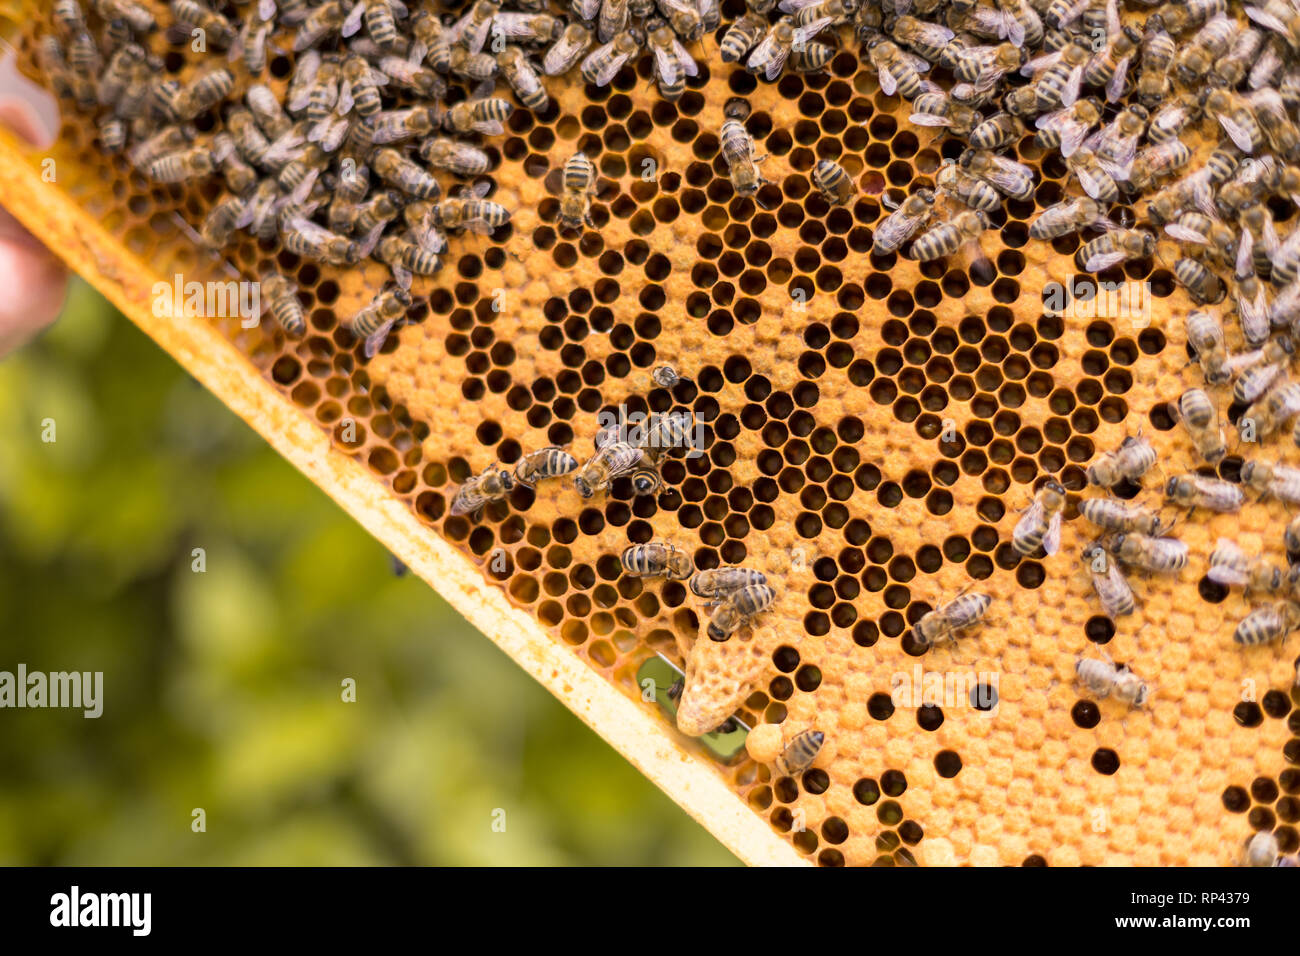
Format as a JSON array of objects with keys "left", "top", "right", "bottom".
[
  {"left": 777, "top": 0, "right": 819, "bottom": 10},
  {"left": 652, "top": 43, "right": 681, "bottom": 86},
  {"left": 1105, "top": 55, "right": 1131, "bottom": 103},
  {"left": 1043, "top": 510, "right": 1063, "bottom": 556},
  {"left": 391, "top": 0, "right": 409, "bottom": 18},
  {"left": 1240, "top": 287, "right": 1270, "bottom": 343},
  {"left": 1075, "top": 164, "right": 1114, "bottom": 202},
  {"left": 1060, "top": 64, "right": 1084, "bottom": 108},
  {"left": 793, "top": 17, "right": 833, "bottom": 47},
  {"left": 1164, "top": 222, "right": 1209, "bottom": 244},
  {"left": 594, "top": 49, "right": 632, "bottom": 86},
  {"left": 1021, "top": 48, "right": 1061, "bottom": 78},
  {"left": 363, "top": 320, "right": 397, "bottom": 359},
  {"left": 1003, "top": 12, "right": 1024, "bottom": 47},
  {"left": 1058, "top": 122, "right": 1091, "bottom": 158},
  {"left": 465, "top": 218, "right": 496, "bottom": 235},
  {"left": 876, "top": 63, "right": 898, "bottom": 96},
  {"left": 900, "top": 49, "right": 931, "bottom": 73},
  {"left": 1218, "top": 113, "right": 1258, "bottom": 154},
  {"left": 1208, "top": 564, "right": 1251, "bottom": 586},
  {"left": 259, "top": 0, "right": 277, "bottom": 21},
  {"left": 342, "top": 2, "right": 366, "bottom": 37},
  {"left": 909, "top": 111, "right": 953, "bottom": 127},
  {"left": 1190, "top": 174, "right": 1217, "bottom": 218},
  {"left": 1245, "top": 5, "right": 1291, "bottom": 35},
  {"left": 1083, "top": 249, "right": 1131, "bottom": 271},
  {"left": 1033, "top": 107, "right": 1071, "bottom": 132},
  {"left": 575, "top": 0, "right": 601, "bottom": 17},
  {"left": 472, "top": 119, "right": 506, "bottom": 135},
  {"left": 1105, "top": 0, "right": 1119, "bottom": 36},
  {"left": 673, "top": 39, "right": 699, "bottom": 77}
]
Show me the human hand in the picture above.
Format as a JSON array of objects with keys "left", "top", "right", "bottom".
[{"left": 0, "top": 51, "right": 68, "bottom": 357}]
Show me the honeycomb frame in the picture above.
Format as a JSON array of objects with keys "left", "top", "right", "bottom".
[{"left": 6, "top": 0, "right": 1300, "bottom": 867}]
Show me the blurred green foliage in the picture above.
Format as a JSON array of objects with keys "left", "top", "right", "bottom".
[{"left": 0, "top": 280, "right": 737, "bottom": 866}]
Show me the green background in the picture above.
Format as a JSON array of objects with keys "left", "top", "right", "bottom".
[{"left": 0, "top": 280, "right": 736, "bottom": 865}]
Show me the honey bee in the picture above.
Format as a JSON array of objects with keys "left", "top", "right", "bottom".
[
  {"left": 912, "top": 592, "right": 993, "bottom": 650},
  {"left": 574, "top": 440, "right": 644, "bottom": 498},
  {"left": 1242, "top": 459, "right": 1300, "bottom": 505},
  {"left": 1138, "top": 14, "right": 1180, "bottom": 108},
  {"left": 1231, "top": 338, "right": 1295, "bottom": 405},
  {"left": 376, "top": 54, "right": 444, "bottom": 97},
  {"left": 1013, "top": 479, "right": 1066, "bottom": 556},
  {"left": 1081, "top": 545, "right": 1138, "bottom": 619},
  {"left": 1075, "top": 656, "right": 1150, "bottom": 707},
  {"left": 1067, "top": 148, "right": 1120, "bottom": 203},
  {"left": 1033, "top": 97, "right": 1100, "bottom": 157},
  {"left": 168, "top": 67, "right": 235, "bottom": 122},
  {"left": 172, "top": 0, "right": 238, "bottom": 48},
  {"left": 791, "top": 41, "right": 835, "bottom": 73},
  {"left": 1213, "top": 25, "right": 1266, "bottom": 88},
  {"left": 376, "top": 233, "right": 442, "bottom": 288},
  {"left": 1244, "top": 830, "right": 1280, "bottom": 867},
  {"left": 344, "top": 284, "right": 409, "bottom": 358},
  {"left": 558, "top": 151, "right": 598, "bottom": 232},
  {"left": 144, "top": 145, "right": 214, "bottom": 183},
  {"left": 1185, "top": 310, "right": 1228, "bottom": 384},
  {"left": 1243, "top": 381, "right": 1300, "bottom": 439},
  {"left": 1031, "top": 35, "right": 1089, "bottom": 111},
  {"left": 96, "top": 0, "right": 155, "bottom": 33},
  {"left": 1105, "top": 532, "right": 1188, "bottom": 574},
  {"left": 514, "top": 447, "right": 580, "bottom": 486},
  {"left": 452, "top": 0, "right": 500, "bottom": 54},
  {"left": 1146, "top": 93, "right": 1199, "bottom": 144},
  {"left": 1175, "top": 257, "right": 1226, "bottom": 306},
  {"left": 720, "top": 118, "right": 770, "bottom": 200},
  {"left": 873, "top": 189, "right": 935, "bottom": 254},
  {"left": 597, "top": 0, "right": 629, "bottom": 42},
  {"left": 1163, "top": 474, "right": 1244, "bottom": 514},
  {"left": 450, "top": 462, "right": 515, "bottom": 517},
  {"left": 1085, "top": 434, "right": 1157, "bottom": 489},
  {"left": 235, "top": 179, "right": 281, "bottom": 241},
  {"left": 721, "top": 12, "right": 767, "bottom": 63},
  {"left": 1173, "top": 389, "right": 1227, "bottom": 464},
  {"left": 1175, "top": 12, "right": 1237, "bottom": 83},
  {"left": 409, "top": 11, "right": 452, "bottom": 71},
  {"left": 580, "top": 28, "right": 645, "bottom": 86},
  {"left": 97, "top": 43, "right": 144, "bottom": 108},
  {"left": 1076, "top": 229, "right": 1155, "bottom": 273},
  {"left": 959, "top": 148, "right": 1034, "bottom": 200},
  {"left": 370, "top": 107, "right": 437, "bottom": 146},
  {"left": 260, "top": 273, "right": 306, "bottom": 337},
  {"left": 746, "top": 16, "right": 798, "bottom": 80},
  {"left": 656, "top": 0, "right": 704, "bottom": 41},
  {"left": 645, "top": 17, "right": 699, "bottom": 102},
  {"left": 371, "top": 148, "right": 442, "bottom": 199},
  {"left": 1234, "top": 601, "right": 1300, "bottom": 646},
  {"left": 629, "top": 468, "right": 663, "bottom": 496},
  {"left": 1162, "top": 0, "right": 1227, "bottom": 35},
  {"left": 910, "top": 210, "right": 989, "bottom": 271},
  {"left": 773, "top": 729, "right": 825, "bottom": 776},
  {"left": 690, "top": 567, "right": 769, "bottom": 601},
  {"left": 638, "top": 411, "right": 694, "bottom": 462},
  {"left": 212, "top": 133, "right": 256, "bottom": 195},
  {"left": 1209, "top": 538, "right": 1288, "bottom": 597},
  {"left": 1286, "top": 514, "right": 1300, "bottom": 555},
  {"left": 280, "top": 215, "right": 361, "bottom": 266},
  {"left": 338, "top": 56, "right": 385, "bottom": 119},
  {"left": 935, "top": 163, "right": 1001, "bottom": 211},
  {"left": 1204, "top": 89, "right": 1265, "bottom": 156},
  {"left": 812, "top": 160, "right": 855, "bottom": 206},
  {"left": 1085, "top": 23, "right": 1140, "bottom": 101},
  {"left": 888, "top": 13, "right": 954, "bottom": 62},
  {"left": 419, "top": 138, "right": 491, "bottom": 176},
  {"left": 291, "top": 0, "right": 345, "bottom": 51},
  {"left": 429, "top": 182, "right": 511, "bottom": 234},
  {"left": 947, "top": 41, "right": 1022, "bottom": 92},
  {"left": 622, "top": 541, "right": 695, "bottom": 580},
  {"left": 498, "top": 46, "right": 549, "bottom": 111},
  {"left": 1079, "top": 499, "right": 1165, "bottom": 536},
  {"left": 651, "top": 364, "right": 685, "bottom": 388},
  {"left": 1028, "top": 196, "right": 1107, "bottom": 241},
  {"left": 1164, "top": 212, "right": 1237, "bottom": 270},
  {"left": 543, "top": 22, "right": 594, "bottom": 75},
  {"left": 868, "top": 38, "right": 934, "bottom": 99},
  {"left": 342, "top": 0, "right": 399, "bottom": 46},
  {"left": 968, "top": 111, "right": 1023, "bottom": 150},
  {"left": 706, "top": 583, "right": 777, "bottom": 641}
]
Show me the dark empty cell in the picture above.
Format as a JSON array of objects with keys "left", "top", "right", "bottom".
[
  {"left": 1071, "top": 700, "right": 1101, "bottom": 729},
  {"left": 1263, "top": 690, "right": 1292, "bottom": 718},
  {"left": 1085, "top": 615, "right": 1116, "bottom": 645},
  {"left": 1198, "top": 576, "right": 1229, "bottom": 604},
  {"left": 1091, "top": 748, "right": 1120, "bottom": 775},
  {"left": 1252, "top": 777, "right": 1281, "bottom": 804},
  {"left": 1222, "top": 786, "right": 1251, "bottom": 812},
  {"left": 867, "top": 693, "right": 895, "bottom": 721}
]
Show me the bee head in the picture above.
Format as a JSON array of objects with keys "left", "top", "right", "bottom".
[
  {"left": 498, "top": 470, "right": 514, "bottom": 492},
  {"left": 707, "top": 623, "right": 729, "bottom": 642},
  {"left": 1163, "top": 476, "right": 1180, "bottom": 497},
  {"left": 574, "top": 476, "right": 594, "bottom": 499},
  {"left": 1122, "top": 24, "right": 1141, "bottom": 45}
]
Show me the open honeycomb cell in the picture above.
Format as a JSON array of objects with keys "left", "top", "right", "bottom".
[{"left": 7, "top": 0, "right": 1300, "bottom": 866}]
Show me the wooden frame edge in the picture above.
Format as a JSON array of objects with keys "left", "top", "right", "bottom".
[{"left": 0, "top": 131, "right": 808, "bottom": 868}]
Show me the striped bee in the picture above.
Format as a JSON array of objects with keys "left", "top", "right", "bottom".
[
  {"left": 1086, "top": 434, "right": 1156, "bottom": 489},
  {"left": 811, "top": 160, "right": 855, "bottom": 206},
  {"left": 706, "top": 583, "right": 777, "bottom": 641},
  {"left": 261, "top": 273, "right": 306, "bottom": 337},
  {"left": 1235, "top": 602, "right": 1300, "bottom": 646},
  {"left": 1013, "top": 479, "right": 1066, "bottom": 556},
  {"left": 513, "top": 447, "right": 579, "bottom": 486},
  {"left": 1208, "top": 539, "right": 1289, "bottom": 597},
  {"left": 349, "top": 285, "right": 413, "bottom": 357},
  {"left": 1079, "top": 499, "right": 1166, "bottom": 536},
  {"left": 912, "top": 592, "right": 993, "bottom": 650},
  {"left": 1076, "top": 656, "right": 1150, "bottom": 707},
  {"left": 1081, "top": 545, "right": 1137, "bottom": 619},
  {"left": 773, "top": 729, "right": 825, "bottom": 777},
  {"left": 690, "top": 567, "right": 769, "bottom": 601},
  {"left": 621, "top": 542, "right": 694, "bottom": 580},
  {"left": 1105, "top": 532, "right": 1188, "bottom": 574},
  {"left": 1164, "top": 474, "right": 1243, "bottom": 514},
  {"left": 559, "top": 151, "right": 598, "bottom": 232},
  {"left": 1242, "top": 460, "right": 1300, "bottom": 505},
  {"left": 1173, "top": 389, "right": 1226, "bottom": 465},
  {"left": 872, "top": 189, "right": 935, "bottom": 254},
  {"left": 450, "top": 462, "right": 515, "bottom": 517}
]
